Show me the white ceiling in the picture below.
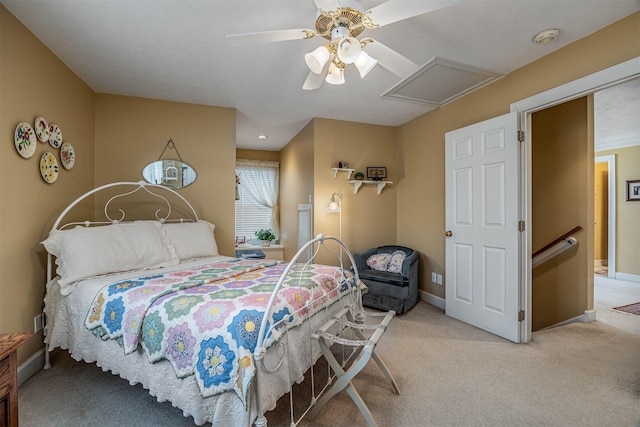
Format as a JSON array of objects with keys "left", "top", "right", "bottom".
[
  {"left": 595, "top": 77, "right": 640, "bottom": 150},
  {"left": 2, "top": 0, "right": 639, "bottom": 151}
]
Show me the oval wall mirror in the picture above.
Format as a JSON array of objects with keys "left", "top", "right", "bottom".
[{"left": 141, "top": 159, "right": 197, "bottom": 189}]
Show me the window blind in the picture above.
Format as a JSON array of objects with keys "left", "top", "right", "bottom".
[
  {"left": 235, "top": 160, "right": 279, "bottom": 239},
  {"left": 235, "top": 183, "right": 271, "bottom": 238}
]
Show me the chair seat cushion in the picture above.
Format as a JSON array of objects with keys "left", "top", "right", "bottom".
[{"left": 358, "top": 269, "right": 407, "bottom": 287}]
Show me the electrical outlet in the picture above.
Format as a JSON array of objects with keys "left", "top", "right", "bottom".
[
  {"left": 34, "top": 313, "right": 43, "bottom": 333},
  {"left": 431, "top": 272, "right": 437, "bottom": 283},
  {"left": 437, "top": 274, "right": 443, "bottom": 285}
]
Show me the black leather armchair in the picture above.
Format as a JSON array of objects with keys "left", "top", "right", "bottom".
[{"left": 353, "top": 245, "right": 420, "bottom": 314}]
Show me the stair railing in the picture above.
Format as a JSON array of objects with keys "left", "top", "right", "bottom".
[{"left": 532, "top": 226, "right": 582, "bottom": 268}]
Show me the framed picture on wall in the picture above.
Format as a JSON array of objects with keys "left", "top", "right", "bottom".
[
  {"left": 366, "top": 167, "right": 387, "bottom": 181},
  {"left": 626, "top": 180, "right": 640, "bottom": 201}
]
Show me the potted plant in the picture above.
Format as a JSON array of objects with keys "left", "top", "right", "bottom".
[{"left": 255, "top": 228, "right": 276, "bottom": 246}]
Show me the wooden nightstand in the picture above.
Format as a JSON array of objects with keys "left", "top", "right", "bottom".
[{"left": 0, "top": 333, "right": 32, "bottom": 427}]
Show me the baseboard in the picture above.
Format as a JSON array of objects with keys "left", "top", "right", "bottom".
[
  {"left": 17, "top": 346, "right": 45, "bottom": 387},
  {"left": 540, "top": 310, "right": 595, "bottom": 331},
  {"left": 419, "top": 290, "right": 445, "bottom": 310},
  {"left": 584, "top": 309, "right": 597, "bottom": 323},
  {"left": 614, "top": 272, "right": 640, "bottom": 283}
]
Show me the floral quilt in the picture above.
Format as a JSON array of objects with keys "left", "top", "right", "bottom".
[{"left": 84, "top": 258, "right": 353, "bottom": 405}]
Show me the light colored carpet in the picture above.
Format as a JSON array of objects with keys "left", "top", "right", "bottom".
[{"left": 19, "top": 302, "right": 640, "bottom": 426}]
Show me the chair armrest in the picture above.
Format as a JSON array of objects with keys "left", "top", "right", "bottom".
[{"left": 401, "top": 250, "right": 420, "bottom": 278}]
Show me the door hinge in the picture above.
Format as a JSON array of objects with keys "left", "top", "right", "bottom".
[
  {"left": 517, "top": 130, "right": 525, "bottom": 142},
  {"left": 518, "top": 310, "right": 525, "bottom": 321},
  {"left": 518, "top": 221, "right": 525, "bottom": 232}
]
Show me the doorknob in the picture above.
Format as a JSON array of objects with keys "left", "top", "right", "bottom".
[{"left": 445, "top": 230, "right": 453, "bottom": 237}]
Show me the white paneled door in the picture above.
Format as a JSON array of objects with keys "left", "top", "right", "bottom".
[{"left": 445, "top": 112, "right": 521, "bottom": 343}]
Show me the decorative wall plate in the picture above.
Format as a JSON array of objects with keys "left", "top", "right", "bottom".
[
  {"left": 60, "top": 141, "right": 75, "bottom": 170},
  {"left": 14, "top": 122, "right": 37, "bottom": 158},
  {"left": 34, "top": 116, "right": 50, "bottom": 142},
  {"left": 48, "top": 123, "right": 62, "bottom": 148},
  {"left": 40, "top": 152, "right": 59, "bottom": 183}
]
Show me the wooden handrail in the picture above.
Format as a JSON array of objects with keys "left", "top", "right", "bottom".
[{"left": 532, "top": 226, "right": 582, "bottom": 258}]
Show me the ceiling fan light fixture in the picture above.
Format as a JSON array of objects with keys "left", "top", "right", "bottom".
[
  {"left": 330, "top": 24, "right": 350, "bottom": 42},
  {"left": 337, "top": 37, "right": 362, "bottom": 64},
  {"left": 325, "top": 62, "right": 345, "bottom": 85},
  {"left": 305, "top": 46, "right": 330, "bottom": 74},
  {"left": 354, "top": 51, "right": 377, "bottom": 78}
]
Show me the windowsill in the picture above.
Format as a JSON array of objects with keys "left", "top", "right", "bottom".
[{"left": 237, "top": 244, "right": 283, "bottom": 250}]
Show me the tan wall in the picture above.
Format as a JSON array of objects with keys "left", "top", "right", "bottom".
[
  {"left": 235, "top": 149, "right": 281, "bottom": 246},
  {"left": 531, "top": 97, "right": 591, "bottom": 331},
  {"left": 0, "top": 6, "right": 95, "bottom": 362},
  {"left": 594, "top": 162, "right": 608, "bottom": 260},
  {"left": 279, "top": 121, "right": 314, "bottom": 261},
  {"left": 236, "top": 148, "right": 280, "bottom": 162},
  {"left": 313, "top": 118, "right": 397, "bottom": 266},
  {"left": 2, "top": 5, "right": 638, "bottom": 368},
  {"left": 95, "top": 94, "right": 236, "bottom": 256},
  {"left": 597, "top": 145, "right": 640, "bottom": 275},
  {"left": 397, "top": 12, "right": 640, "bottom": 300}
]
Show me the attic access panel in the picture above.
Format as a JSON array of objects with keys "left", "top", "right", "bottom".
[{"left": 382, "top": 57, "right": 503, "bottom": 107}]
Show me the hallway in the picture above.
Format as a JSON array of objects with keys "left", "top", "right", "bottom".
[{"left": 594, "top": 275, "right": 640, "bottom": 335}]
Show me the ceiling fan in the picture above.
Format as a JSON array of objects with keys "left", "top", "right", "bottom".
[{"left": 226, "top": 0, "right": 461, "bottom": 90}]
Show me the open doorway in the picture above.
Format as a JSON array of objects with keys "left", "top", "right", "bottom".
[
  {"left": 511, "top": 57, "right": 639, "bottom": 342},
  {"left": 593, "top": 155, "right": 614, "bottom": 278},
  {"left": 593, "top": 160, "right": 608, "bottom": 275},
  {"left": 592, "top": 77, "right": 640, "bottom": 334},
  {"left": 593, "top": 76, "right": 639, "bottom": 279}
]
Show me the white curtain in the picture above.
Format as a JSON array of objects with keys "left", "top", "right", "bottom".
[{"left": 236, "top": 159, "right": 280, "bottom": 236}]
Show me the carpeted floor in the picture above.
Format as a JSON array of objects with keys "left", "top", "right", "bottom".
[
  {"left": 19, "top": 301, "right": 640, "bottom": 426},
  {"left": 613, "top": 302, "right": 640, "bottom": 316}
]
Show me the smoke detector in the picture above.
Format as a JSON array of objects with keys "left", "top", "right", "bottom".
[{"left": 533, "top": 29, "right": 560, "bottom": 45}]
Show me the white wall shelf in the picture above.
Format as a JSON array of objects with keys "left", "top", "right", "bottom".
[
  {"left": 331, "top": 168, "right": 354, "bottom": 179},
  {"left": 348, "top": 180, "right": 393, "bottom": 195}
]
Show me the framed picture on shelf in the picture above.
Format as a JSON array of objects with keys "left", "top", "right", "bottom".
[
  {"left": 626, "top": 180, "right": 640, "bottom": 201},
  {"left": 366, "top": 167, "right": 386, "bottom": 181}
]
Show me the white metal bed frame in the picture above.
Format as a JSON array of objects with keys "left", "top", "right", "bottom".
[
  {"left": 43, "top": 181, "right": 399, "bottom": 426},
  {"left": 253, "top": 235, "right": 399, "bottom": 427},
  {"left": 44, "top": 181, "right": 198, "bottom": 368}
]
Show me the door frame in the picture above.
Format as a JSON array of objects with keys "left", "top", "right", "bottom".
[
  {"left": 510, "top": 57, "right": 639, "bottom": 343},
  {"left": 594, "top": 155, "right": 616, "bottom": 279}
]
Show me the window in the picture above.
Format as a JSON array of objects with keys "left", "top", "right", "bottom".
[{"left": 235, "top": 160, "right": 279, "bottom": 241}]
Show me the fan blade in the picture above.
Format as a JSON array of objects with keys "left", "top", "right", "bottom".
[
  {"left": 365, "top": 40, "right": 418, "bottom": 78},
  {"left": 302, "top": 71, "right": 324, "bottom": 90},
  {"left": 302, "top": 62, "right": 329, "bottom": 90},
  {"left": 366, "top": 0, "right": 462, "bottom": 27},
  {"left": 312, "top": 0, "right": 340, "bottom": 11},
  {"left": 226, "top": 29, "right": 315, "bottom": 46}
]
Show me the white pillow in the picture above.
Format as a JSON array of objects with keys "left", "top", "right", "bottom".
[
  {"left": 42, "top": 221, "right": 179, "bottom": 294},
  {"left": 366, "top": 253, "right": 392, "bottom": 271},
  {"left": 162, "top": 220, "right": 219, "bottom": 260},
  {"left": 387, "top": 250, "right": 407, "bottom": 273}
]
